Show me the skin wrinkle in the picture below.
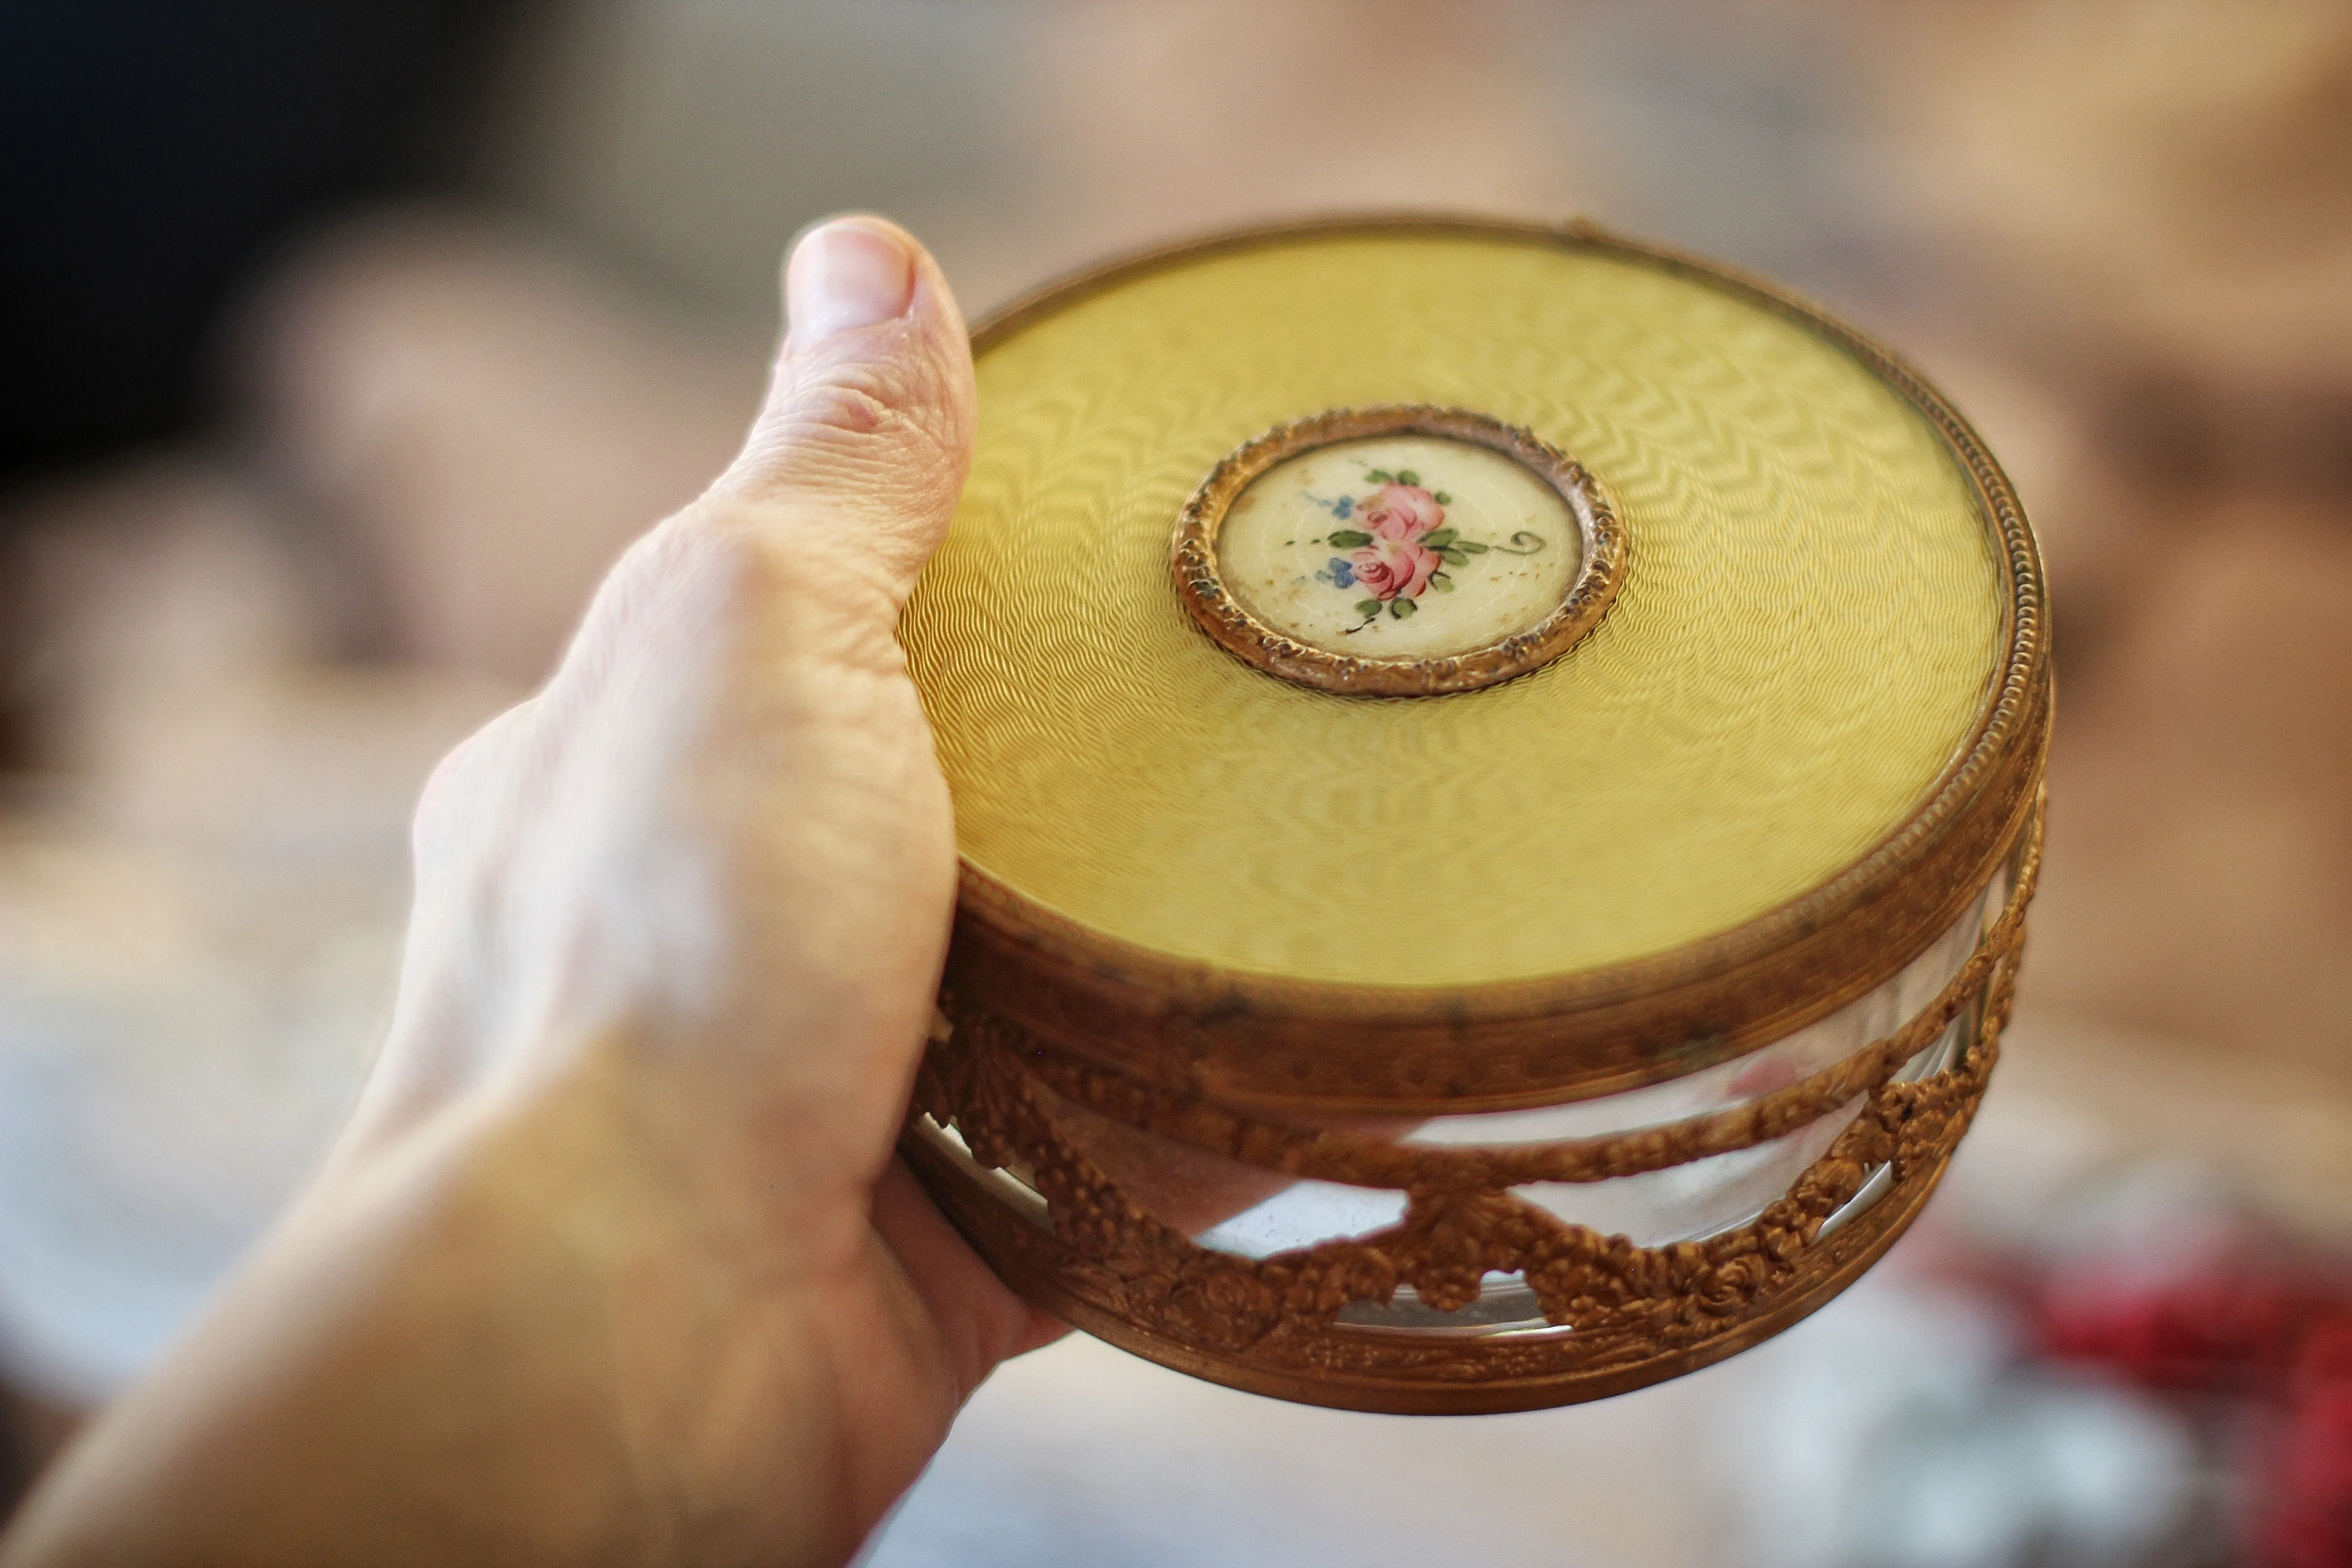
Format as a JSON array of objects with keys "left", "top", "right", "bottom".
[{"left": 735, "top": 327, "right": 972, "bottom": 501}]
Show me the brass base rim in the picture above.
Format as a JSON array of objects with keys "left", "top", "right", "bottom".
[{"left": 902, "top": 1122, "right": 1951, "bottom": 1416}]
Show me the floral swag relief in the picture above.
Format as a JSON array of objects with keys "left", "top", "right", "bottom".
[
  {"left": 906, "top": 814, "right": 2039, "bottom": 1390},
  {"left": 1307, "top": 467, "right": 1548, "bottom": 633}
]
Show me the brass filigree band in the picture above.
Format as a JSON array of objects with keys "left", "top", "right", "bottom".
[
  {"left": 904, "top": 807, "right": 2035, "bottom": 1414},
  {"left": 1170, "top": 405, "right": 1625, "bottom": 696}
]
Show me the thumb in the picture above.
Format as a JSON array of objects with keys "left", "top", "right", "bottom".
[{"left": 711, "top": 215, "right": 976, "bottom": 610}]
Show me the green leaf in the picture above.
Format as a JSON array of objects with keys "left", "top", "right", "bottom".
[
  {"left": 1390, "top": 597, "right": 1417, "bottom": 619},
  {"left": 1434, "top": 491, "right": 1452, "bottom": 504},
  {"left": 1421, "top": 528, "right": 1457, "bottom": 548},
  {"left": 1439, "top": 547, "right": 1468, "bottom": 566},
  {"left": 1364, "top": 468, "right": 1395, "bottom": 483},
  {"left": 1354, "top": 599, "right": 1381, "bottom": 618},
  {"left": 1326, "top": 529, "right": 1372, "bottom": 548},
  {"left": 1397, "top": 469, "right": 1421, "bottom": 486},
  {"left": 1456, "top": 539, "right": 1490, "bottom": 554},
  {"left": 1430, "top": 573, "right": 1455, "bottom": 592}
]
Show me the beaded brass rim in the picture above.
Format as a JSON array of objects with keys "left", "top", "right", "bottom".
[
  {"left": 1171, "top": 405, "right": 1626, "bottom": 696},
  {"left": 941, "top": 213, "right": 2050, "bottom": 1116}
]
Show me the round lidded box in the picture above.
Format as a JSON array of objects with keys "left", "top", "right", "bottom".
[{"left": 899, "top": 217, "right": 2048, "bottom": 1414}]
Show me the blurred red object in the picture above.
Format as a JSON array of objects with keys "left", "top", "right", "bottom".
[
  {"left": 2032, "top": 1253, "right": 2352, "bottom": 1563},
  {"left": 2038, "top": 1265, "right": 2333, "bottom": 1395},
  {"left": 2261, "top": 1316, "right": 2352, "bottom": 1568}
]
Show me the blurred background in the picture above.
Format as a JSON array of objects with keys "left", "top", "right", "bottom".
[{"left": 4, "top": 1, "right": 2351, "bottom": 1562}]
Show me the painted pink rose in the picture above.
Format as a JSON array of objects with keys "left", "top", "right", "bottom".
[
  {"left": 1350, "top": 535, "right": 1442, "bottom": 601},
  {"left": 1358, "top": 483, "right": 1444, "bottom": 542}
]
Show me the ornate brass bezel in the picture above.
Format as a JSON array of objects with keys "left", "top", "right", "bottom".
[
  {"left": 1170, "top": 405, "right": 1625, "bottom": 696},
  {"left": 942, "top": 214, "right": 2051, "bottom": 1116},
  {"left": 904, "top": 804, "right": 2033, "bottom": 1413}
]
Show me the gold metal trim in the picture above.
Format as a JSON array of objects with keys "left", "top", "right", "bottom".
[
  {"left": 1000, "top": 803, "right": 2031, "bottom": 1190},
  {"left": 1170, "top": 405, "right": 1625, "bottom": 696},
  {"left": 905, "top": 1124, "right": 1957, "bottom": 1414},
  {"left": 904, "top": 848, "right": 2022, "bottom": 1413}
]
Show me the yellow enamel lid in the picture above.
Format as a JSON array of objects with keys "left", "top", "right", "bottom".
[{"left": 905, "top": 221, "right": 2021, "bottom": 998}]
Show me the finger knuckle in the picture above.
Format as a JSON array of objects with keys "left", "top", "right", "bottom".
[
  {"left": 412, "top": 701, "right": 534, "bottom": 858},
  {"left": 769, "top": 353, "right": 966, "bottom": 475}
]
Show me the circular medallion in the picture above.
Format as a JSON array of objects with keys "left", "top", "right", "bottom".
[{"left": 1172, "top": 406, "right": 1624, "bottom": 695}]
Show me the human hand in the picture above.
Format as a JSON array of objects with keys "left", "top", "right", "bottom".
[{"left": 3, "top": 217, "right": 1062, "bottom": 1568}]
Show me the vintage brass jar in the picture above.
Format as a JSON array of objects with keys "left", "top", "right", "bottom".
[{"left": 898, "top": 218, "right": 2048, "bottom": 1414}]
